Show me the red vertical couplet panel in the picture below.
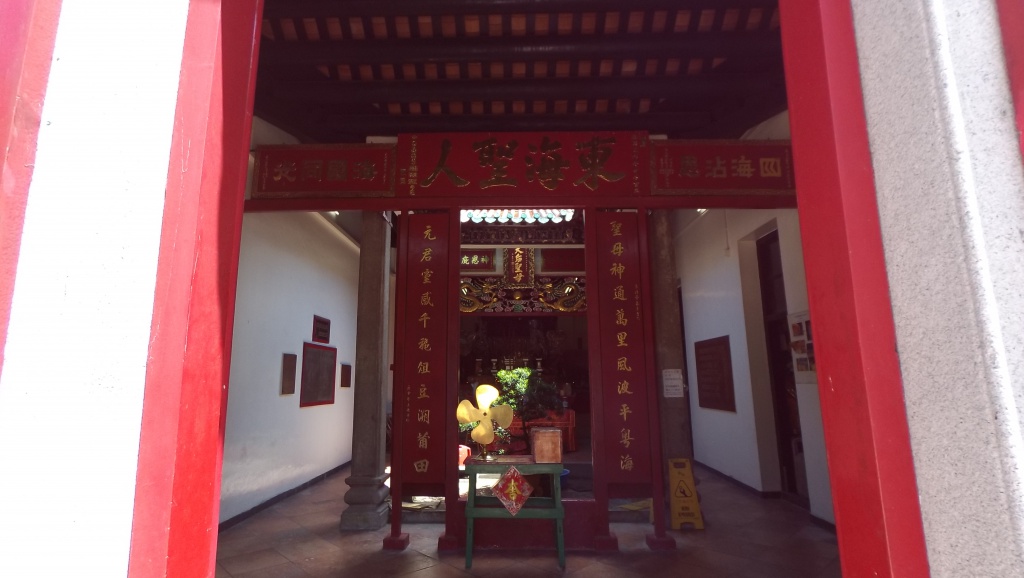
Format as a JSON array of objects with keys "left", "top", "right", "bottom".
[
  {"left": 400, "top": 212, "right": 450, "bottom": 488},
  {"left": 779, "top": 0, "right": 929, "bottom": 576},
  {"left": 593, "top": 212, "right": 652, "bottom": 485}
]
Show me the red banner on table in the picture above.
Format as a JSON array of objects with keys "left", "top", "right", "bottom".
[
  {"left": 396, "top": 132, "right": 648, "bottom": 197},
  {"left": 252, "top": 144, "right": 395, "bottom": 198},
  {"left": 594, "top": 212, "right": 652, "bottom": 484},
  {"left": 651, "top": 140, "right": 794, "bottom": 195},
  {"left": 400, "top": 213, "right": 450, "bottom": 485}
]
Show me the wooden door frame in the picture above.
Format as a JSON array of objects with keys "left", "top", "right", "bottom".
[{"left": 0, "top": 0, "right": 932, "bottom": 575}]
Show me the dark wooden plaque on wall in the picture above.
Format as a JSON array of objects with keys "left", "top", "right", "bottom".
[
  {"left": 300, "top": 342, "right": 337, "bottom": 407},
  {"left": 312, "top": 315, "right": 331, "bottom": 343},
  {"left": 694, "top": 335, "right": 736, "bottom": 412},
  {"left": 340, "top": 363, "right": 352, "bottom": 388},
  {"left": 281, "top": 353, "right": 297, "bottom": 395}
]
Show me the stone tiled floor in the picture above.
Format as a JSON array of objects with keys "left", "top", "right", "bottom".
[{"left": 216, "top": 465, "right": 841, "bottom": 577}]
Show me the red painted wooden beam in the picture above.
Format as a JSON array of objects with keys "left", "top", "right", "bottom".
[{"left": 778, "top": 0, "right": 929, "bottom": 575}]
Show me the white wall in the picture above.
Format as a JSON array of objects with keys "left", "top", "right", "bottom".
[
  {"left": 0, "top": 2, "right": 190, "bottom": 576},
  {"left": 220, "top": 212, "right": 360, "bottom": 521},
  {"left": 674, "top": 208, "right": 833, "bottom": 522}
]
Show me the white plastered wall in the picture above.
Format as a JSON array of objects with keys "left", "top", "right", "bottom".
[
  {"left": 220, "top": 212, "right": 359, "bottom": 521},
  {"left": 674, "top": 208, "right": 833, "bottom": 522},
  {"left": 0, "top": 2, "right": 190, "bottom": 576},
  {"left": 851, "top": 0, "right": 1024, "bottom": 574}
]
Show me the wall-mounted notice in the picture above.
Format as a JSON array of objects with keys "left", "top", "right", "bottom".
[
  {"left": 281, "top": 353, "right": 297, "bottom": 395},
  {"left": 300, "top": 342, "right": 337, "bottom": 407},
  {"left": 662, "top": 369, "right": 686, "bottom": 398},
  {"left": 788, "top": 311, "right": 816, "bottom": 384}
]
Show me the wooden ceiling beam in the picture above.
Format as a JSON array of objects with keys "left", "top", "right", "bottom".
[
  {"left": 273, "top": 74, "right": 783, "bottom": 104},
  {"left": 259, "top": 32, "right": 782, "bottom": 66},
  {"left": 262, "top": 0, "right": 780, "bottom": 19},
  {"left": 316, "top": 112, "right": 712, "bottom": 134}
]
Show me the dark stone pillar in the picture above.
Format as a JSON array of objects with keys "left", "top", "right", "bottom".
[
  {"left": 649, "top": 210, "right": 694, "bottom": 460},
  {"left": 340, "top": 211, "right": 392, "bottom": 530}
]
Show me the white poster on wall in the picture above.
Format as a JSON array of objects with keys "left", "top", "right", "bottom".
[
  {"left": 787, "top": 310, "right": 816, "bottom": 384},
  {"left": 662, "top": 368, "right": 686, "bottom": 398}
]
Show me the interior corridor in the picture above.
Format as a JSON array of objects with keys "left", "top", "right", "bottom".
[{"left": 215, "top": 463, "right": 841, "bottom": 577}]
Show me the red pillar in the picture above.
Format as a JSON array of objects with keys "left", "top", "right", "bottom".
[
  {"left": 128, "top": 1, "right": 263, "bottom": 576},
  {"left": 778, "top": 1, "right": 930, "bottom": 575}
]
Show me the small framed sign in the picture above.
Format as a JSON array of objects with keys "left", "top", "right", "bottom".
[
  {"left": 312, "top": 315, "right": 331, "bottom": 343},
  {"left": 300, "top": 342, "right": 337, "bottom": 407},
  {"left": 340, "top": 363, "right": 352, "bottom": 388}
]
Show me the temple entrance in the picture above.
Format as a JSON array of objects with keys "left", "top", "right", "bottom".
[{"left": 457, "top": 209, "right": 593, "bottom": 496}]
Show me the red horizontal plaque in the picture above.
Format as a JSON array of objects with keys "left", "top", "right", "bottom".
[
  {"left": 396, "top": 132, "right": 649, "bottom": 197},
  {"left": 459, "top": 249, "right": 498, "bottom": 273},
  {"left": 651, "top": 140, "right": 794, "bottom": 195},
  {"left": 538, "top": 248, "right": 585, "bottom": 274},
  {"left": 252, "top": 144, "right": 395, "bottom": 198}
]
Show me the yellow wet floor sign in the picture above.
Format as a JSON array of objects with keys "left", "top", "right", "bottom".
[{"left": 669, "top": 458, "right": 704, "bottom": 530}]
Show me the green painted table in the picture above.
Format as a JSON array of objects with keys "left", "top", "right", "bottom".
[{"left": 464, "top": 455, "right": 565, "bottom": 569}]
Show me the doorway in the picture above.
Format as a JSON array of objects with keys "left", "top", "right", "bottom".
[{"left": 757, "top": 230, "right": 808, "bottom": 506}]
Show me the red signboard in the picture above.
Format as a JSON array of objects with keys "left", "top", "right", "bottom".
[
  {"left": 459, "top": 249, "right": 498, "bottom": 273},
  {"left": 396, "top": 132, "right": 649, "bottom": 197},
  {"left": 538, "top": 248, "right": 585, "bottom": 274},
  {"left": 400, "top": 213, "right": 450, "bottom": 485},
  {"left": 594, "top": 212, "right": 652, "bottom": 484},
  {"left": 651, "top": 140, "right": 795, "bottom": 195},
  {"left": 252, "top": 144, "right": 395, "bottom": 198}
]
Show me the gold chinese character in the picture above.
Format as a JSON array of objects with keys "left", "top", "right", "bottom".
[
  {"left": 574, "top": 136, "right": 625, "bottom": 191},
  {"left": 424, "top": 225, "right": 437, "bottom": 240},
  {"left": 418, "top": 338, "right": 431, "bottom": 351},
  {"left": 678, "top": 155, "right": 700, "bottom": 178},
  {"left": 271, "top": 161, "right": 297, "bottom": 182},
  {"left": 731, "top": 155, "right": 754, "bottom": 178},
  {"left": 506, "top": 479, "right": 523, "bottom": 501},
  {"left": 525, "top": 136, "right": 571, "bottom": 191},
  {"left": 461, "top": 255, "right": 470, "bottom": 265},
  {"left": 481, "top": 256, "right": 489, "bottom": 264},
  {"left": 422, "top": 269, "right": 433, "bottom": 284},
  {"left": 472, "top": 137, "right": 519, "bottom": 188},
  {"left": 610, "top": 221, "right": 623, "bottom": 236},
  {"left": 617, "top": 357, "right": 632, "bottom": 372},
  {"left": 421, "top": 248, "right": 433, "bottom": 262},
  {"left": 302, "top": 160, "right": 323, "bottom": 182},
  {"left": 353, "top": 160, "right": 377, "bottom": 181},
  {"left": 760, "top": 157, "right": 782, "bottom": 177},
  {"left": 414, "top": 459, "right": 429, "bottom": 473},
  {"left": 326, "top": 159, "right": 348, "bottom": 181},
  {"left": 611, "top": 242, "right": 624, "bottom": 257},
  {"left": 613, "top": 286, "right": 626, "bottom": 301},
  {"left": 705, "top": 156, "right": 727, "bottom": 178},
  {"left": 418, "top": 384, "right": 430, "bottom": 399},
  {"left": 610, "top": 263, "right": 625, "bottom": 279},
  {"left": 418, "top": 409, "right": 430, "bottom": 424},
  {"left": 417, "top": 362, "right": 430, "bottom": 374},
  {"left": 418, "top": 312, "right": 430, "bottom": 328},
  {"left": 615, "top": 309, "right": 628, "bottom": 326},
  {"left": 620, "top": 455, "right": 634, "bottom": 471},
  {"left": 616, "top": 332, "right": 629, "bottom": 347},
  {"left": 619, "top": 404, "right": 632, "bottom": 421},
  {"left": 417, "top": 432, "right": 430, "bottom": 449},
  {"left": 420, "top": 292, "right": 434, "bottom": 307},
  {"left": 420, "top": 138, "right": 470, "bottom": 188},
  {"left": 617, "top": 380, "right": 634, "bottom": 395},
  {"left": 620, "top": 428, "right": 635, "bottom": 448},
  {"left": 471, "top": 255, "right": 480, "bottom": 265}
]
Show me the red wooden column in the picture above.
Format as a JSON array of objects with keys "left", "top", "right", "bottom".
[
  {"left": 0, "top": 0, "right": 62, "bottom": 375},
  {"left": 128, "top": 1, "right": 263, "bottom": 576},
  {"left": 996, "top": 0, "right": 1024, "bottom": 158},
  {"left": 778, "top": 1, "right": 929, "bottom": 576}
]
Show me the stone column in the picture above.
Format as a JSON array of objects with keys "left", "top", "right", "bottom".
[
  {"left": 648, "top": 210, "right": 693, "bottom": 460},
  {"left": 340, "top": 211, "right": 392, "bottom": 530}
]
